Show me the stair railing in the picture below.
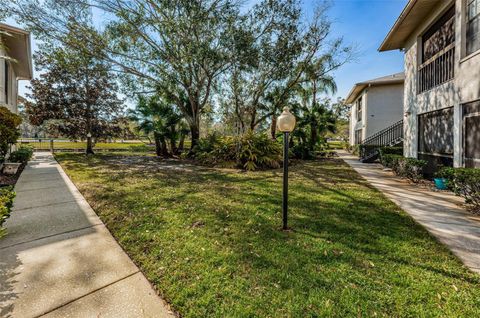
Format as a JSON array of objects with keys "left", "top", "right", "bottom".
[{"left": 360, "top": 120, "right": 403, "bottom": 161}]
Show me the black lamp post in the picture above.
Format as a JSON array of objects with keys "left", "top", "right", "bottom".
[{"left": 277, "top": 107, "right": 296, "bottom": 230}]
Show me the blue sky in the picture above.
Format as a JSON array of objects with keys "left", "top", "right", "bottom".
[
  {"left": 11, "top": 0, "right": 408, "bottom": 102},
  {"left": 326, "top": 0, "right": 408, "bottom": 99}
]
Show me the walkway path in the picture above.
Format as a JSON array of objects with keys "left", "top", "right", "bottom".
[
  {"left": 338, "top": 150, "right": 480, "bottom": 274},
  {"left": 0, "top": 153, "right": 174, "bottom": 318}
]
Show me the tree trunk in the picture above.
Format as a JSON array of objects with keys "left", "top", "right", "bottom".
[
  {"left": 189, "top": 124, "right": 200, "bottom": 151},
  {"left": 159, "top": 135, "right": 169, "bottom": 157},
  {"left": 249, "top": 108, "right": 257, "bottom": 131},
  {"left": 179, "top": 133, "right": 186, "bottom": 151},
  {"left": 169, "top": 127, "right": 178, "bottom": 155},
  {"left": 86, "top": 135, "right": 94, "bottom": 155},
  {"left": 170, "top": 138, "right": 178, "bottom": 155},
  {"left": 270, "top": 116, "right": 277, "bottom": 140},
  {"left": 154, "top": 132, "right": 162, "bottom": 157}
]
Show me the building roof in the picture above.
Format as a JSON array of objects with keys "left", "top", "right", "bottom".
[
  {"left": 0, "top": 23, "right": 33, "bottom": 80},
  {"left": 345, "top": 72, "right": 405, "bottom": 104},
  {"left": 379, "top": 0, "right": 446, "bottom": 52}
]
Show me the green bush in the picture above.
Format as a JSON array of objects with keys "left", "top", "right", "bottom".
[
  {"left": 0, "top": 106, "right": 22, "bottom": 158},
  {"left": 438, "top": 167, "right": 480, "bottom": 212},
  {"left": 0, "top": 186, "right": 15, "bottom": 238},
  {"left": 379, "top": 146, "right": 403, "bottom": 156},
  {"left": 380, "top": 154, "right": 403, "bottom": 169},
  {"left": 381, "top": 154, "right": 426, "bottom": 183},
  {"left": 291, "top": 143, "right": 314, "bottom": 160},
  {"left": 8, "top": 145, "right": 34, "bottom": 163},
  {"left": 403, "top": 158, "right": 427, "bottom": 182},
  {"left": 193, "top": 131, "right": 282, "bottom": 171}
]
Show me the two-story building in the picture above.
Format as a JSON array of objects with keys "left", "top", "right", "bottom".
[
  {"left": 380, "top": 0, "right": 480, "bottom": 169},
  {"left": 0, "top": 23, "right": 32, "bottom": 114},
  {"left": 346, "top": 72, "right": 405, "bottom": 146}
]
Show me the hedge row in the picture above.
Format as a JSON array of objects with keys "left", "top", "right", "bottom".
[
  {"left": 438, "top": 167, "right": 480, "bottom": 212},
  {"left": 8, "top": 145, "right": 34, "bottom": 163},
  {"left": 380, "top": 154, "right": 427, "bottom": 183},
  {"left": 0, "top": 186, "right": 15, "bottom": 238}
]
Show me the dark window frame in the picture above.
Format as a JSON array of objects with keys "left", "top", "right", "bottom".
[
  {"left": 417, "top": 107, "right": 454, "bottom": 157},
  {"left": 421, "top": 5, "right": 455, "bottom": 63},
  {"left": 467, "top": 0, "right": 480, "bottom": 55},
  {"left": 356, "top": 96, "right": 363, "bottom": 122}
]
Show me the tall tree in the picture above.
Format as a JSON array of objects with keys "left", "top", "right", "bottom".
[
  {"left": 221, "top": 0, "right": 353, "bottom": 135},
  {"left": 7, "top": 0, "right": 239, "bottom": 150},
  {"left": 25, "top": 25, "right": 124, "bottom": 154}
]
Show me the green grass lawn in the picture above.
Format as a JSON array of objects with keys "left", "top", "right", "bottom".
[
  {"left": 56, "top": 153, "right": 480, "bottom": 317},
  {"left": 327, "top": 140, "right": 346, "bottom": 150},
  {"left": 18, "top": 141, "right": 155, "bottom": 151}
]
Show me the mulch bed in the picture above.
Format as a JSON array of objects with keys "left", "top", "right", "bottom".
[{"left": 0, "top": 163, "right": 27, "bottom": 187}]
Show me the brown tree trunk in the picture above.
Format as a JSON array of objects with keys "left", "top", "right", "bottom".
[
  {"left": 159, "top": 135, "right": 169, "bottom": 157},
  {"left": 154, "top": 132, "right": 162, "bottom": 157},
  {"left": 189, "top": 123, "right": 200, "bottom": 151},
  {"left": 179, "top": 133, "right": 186, "bottom": 151},
  {"left": 249, "top": 108, "right": 257, "bottom": 131},
  {"left": 270, "top": 116, "right": 277, "bottom": 140},
  {"left": 86, "top": 135, "right": 94, "bottom": 155},
  {"left": 170, "top": 139, "right": 178, "bottom": 155}
]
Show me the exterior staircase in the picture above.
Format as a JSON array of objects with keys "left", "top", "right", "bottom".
[{"left": 359, "top": 120, "right": 404, "bottom": 163}]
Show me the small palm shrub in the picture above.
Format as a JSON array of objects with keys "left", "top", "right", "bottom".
[
  {"left": 193, "top": 131, "right": 282, "bottom": 171},
  {"left": 0, "top": 186, "right": 15, "bottom": 238},
  {"left": 438, "top": 167, "right": 480, "bottom": 212}
]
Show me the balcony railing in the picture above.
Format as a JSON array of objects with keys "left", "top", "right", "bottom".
[{"left": 418, "top": 44, "right": 455, "bottom": 94}]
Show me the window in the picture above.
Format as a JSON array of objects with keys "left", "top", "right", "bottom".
[
  {"left": 463, "top": 101, "right": 480, "bottom": 168},
  {"left": 356, "top": 97, "right": 362, "bottom": 122},
  {"left": 422, "top": 6, "right": 455, "bottom": 63},
  {"left": 418, "top": 107, "right": 454, "bottom": 156},
  {"left": 355, "top": 129, "right": 363, "bottom": 145},
  {"left": 467, "top": 0, "right": 480, "bottom": 55},
  {"left": 4, "top": 61, "right": 8, "bottom": 105}
]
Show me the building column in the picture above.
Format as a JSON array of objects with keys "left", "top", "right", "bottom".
[
  {"left": 453, "top": 102, "right": 462, "bottom": 167},
  {"left": 0, "top": 38, "right": 6, "bottom": 105}
]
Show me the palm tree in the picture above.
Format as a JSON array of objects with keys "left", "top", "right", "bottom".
[
  {"left": 290, "top": 59, "right": 338, "bottom": 156},
  {"left": 129, "top": 95, "right": 187, "bottom": 157}
]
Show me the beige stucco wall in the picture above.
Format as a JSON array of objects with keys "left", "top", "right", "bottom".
[
  {"left": 402, "top": 0, "right": 480, "bottom": 167},
  {"left": 364, "top": 84, "right": 404, "bottom": 137},
  {"left": 349, "top": 84, "right": 403, "bottom": 145}
]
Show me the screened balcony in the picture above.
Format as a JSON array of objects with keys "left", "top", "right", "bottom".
[{"left": 417, "top": 6, "right": 455, "bottom": 94}]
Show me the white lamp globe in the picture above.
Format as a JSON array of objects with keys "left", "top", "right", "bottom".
[{"left": 277, "top": 107, "right": 296, "bottom": 133}]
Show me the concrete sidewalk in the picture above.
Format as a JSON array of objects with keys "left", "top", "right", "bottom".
[
  {"left": 338, "top": 150, "right": 480, "bottom": 274},
  {"left": 0, "top": 153, "right": 174, "bottom": 318}
]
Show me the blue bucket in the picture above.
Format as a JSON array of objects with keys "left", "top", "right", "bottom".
[{"left": 434, "top": 178, "right": 448, "bottom": 190}]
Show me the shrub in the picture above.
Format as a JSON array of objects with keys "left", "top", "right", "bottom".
[
  {"left": 380, "top": 154, "right": 426, "bottom": 183},
  {"left": 438, "top": 167, "right": 480, "bottom": 212},
  {"left": 0, "top": 186, "right": 15, "bottom": 238},
  {"left": 193, "top": 131, "right": 282, "bottom": 171},
  {"left": 0, "top": 106, "right": 22, "bottom": 158},
  {"left": 292, "top": 143, "right": 314, "bottom": 160},
  {"left": 380, "top": 154, "right": 402, "bottom": 169},
  {"left": 379, "top": 146, "right": 403, "bottom": 156},
  {"left": 403, "top": 158, "right": 427, "bottom": 182},
  {"left": 8, "top": 145, "right": 34, "bottom": 163}
]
